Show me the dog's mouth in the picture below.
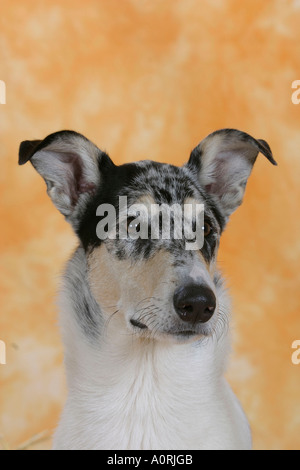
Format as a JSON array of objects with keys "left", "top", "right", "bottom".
[
  {"left": 130, "top": 319, "right": 148, "bottom": 330},
  {"left": 175, "top": 330, "right": 197, "bottom": 337},
  {"left": 130, "top": 318, "right": 203, "bottom": 341}
]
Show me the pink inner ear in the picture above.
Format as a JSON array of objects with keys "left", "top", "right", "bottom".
[
  {"left": 58, "top": 152, "right": 96, "bottom": 207},
  {"left": 204, "top": 153, "right": 247, "bottom": 198},
  {"left": 204, "top": 182, "right": 225, "bottom": 200},
  {"left": 204, "top": 157, "right": 230, "bottom": 198},
  {"left": 78, "top": 181, "right": 96, "bottom": 194},
  {"left": 205, "top": 184, "right": 214, "bottom": 193}
]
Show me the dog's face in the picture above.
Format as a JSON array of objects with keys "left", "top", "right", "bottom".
[
  {"left": 19, "top": 129, "right": 276, "bottom": 342},
  {"left": 86, "top": 160, "right": 225, "bottom": 341}
]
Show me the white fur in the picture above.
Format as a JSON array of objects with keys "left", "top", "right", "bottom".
[{"left": 53, "top": 275, "right": 251, "bottom": 450}]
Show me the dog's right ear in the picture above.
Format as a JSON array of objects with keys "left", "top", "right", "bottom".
[{"left": 19, "top": 130, "right": 114, "bottom": 228}]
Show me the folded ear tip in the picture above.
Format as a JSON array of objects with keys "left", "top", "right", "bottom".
[
  {"left": 18, "top": 140, "right": 41, "bottom": 165},
  {"left": 257, "top": 139, "right": 278, "bottom": 166},
  {"left": 18, "top": 141, "right": 31, "bottom": 165}
]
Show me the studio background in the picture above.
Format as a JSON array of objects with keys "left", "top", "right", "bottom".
[{"left": 0, "top": 0, "right": 299, "bottom": 450}]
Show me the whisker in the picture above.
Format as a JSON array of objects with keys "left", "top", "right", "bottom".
[
  {"left": 135, "top": 297, "right": 162, "bottom": 308},
  {"left": 104, "top": 309, "right": 120, "bottom": 329}
]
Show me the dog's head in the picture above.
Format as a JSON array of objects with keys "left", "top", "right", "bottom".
[{"left": 19, "top": 129, "right": 276, "bottom": 342}]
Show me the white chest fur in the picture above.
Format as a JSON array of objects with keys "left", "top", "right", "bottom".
[{"left": 53, "top": 310, "right": 251, "bottom": 450}]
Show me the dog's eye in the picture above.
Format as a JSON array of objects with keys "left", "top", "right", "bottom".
[
  {"left": 127, "top": 217, "right": 140, "bottom": 235},
  {"left": 203, "top": 221, "right": 212, "bottom": 237}
]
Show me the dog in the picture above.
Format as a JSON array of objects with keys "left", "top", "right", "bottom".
[{"left": 19, "top": 128, "right": 276, "bottom": 450}]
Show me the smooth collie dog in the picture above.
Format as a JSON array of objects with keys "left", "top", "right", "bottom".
[{"left": 19, "top": 128, "right": 276, "bottom": 450}]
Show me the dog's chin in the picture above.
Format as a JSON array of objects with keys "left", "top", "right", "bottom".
[{"left": 164, "top": 330, "right": 205, "bottom": 344}]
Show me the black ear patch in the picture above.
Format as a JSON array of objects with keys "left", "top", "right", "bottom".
[
  {"left": 255, "top": 139, "right": 277, "bottom": 166},
  {"left": 19, "top": 140, "right": 42, "bottom": 165}
]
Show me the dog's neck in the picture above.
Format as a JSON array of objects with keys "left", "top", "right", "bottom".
[
  {"left": 61, "top": 314, "right": 230, "bottom": 449},
  {"left": 73, "top": 316, "right": 228, "bottom": 382}
]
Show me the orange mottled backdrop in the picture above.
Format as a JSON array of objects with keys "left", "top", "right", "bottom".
[{"left": 0, "top": 0, "right": 299, "bottom": 450}]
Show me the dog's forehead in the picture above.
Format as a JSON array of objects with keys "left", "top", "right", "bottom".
[{"left": 122, "top": 160, "right": 201, "bottom": 203}]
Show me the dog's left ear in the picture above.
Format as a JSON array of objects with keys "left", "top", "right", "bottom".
[{"left": 187, "top": 129, "right": 277, "bottom": 218}]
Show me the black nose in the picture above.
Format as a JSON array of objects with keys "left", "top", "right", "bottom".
[{"left": 173, "top": 284, "right": 216, "bottom": 324}]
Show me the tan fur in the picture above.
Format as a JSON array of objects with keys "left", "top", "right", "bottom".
[{"left": 88, "top": 245, "right": 175, "bottom": 319}]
